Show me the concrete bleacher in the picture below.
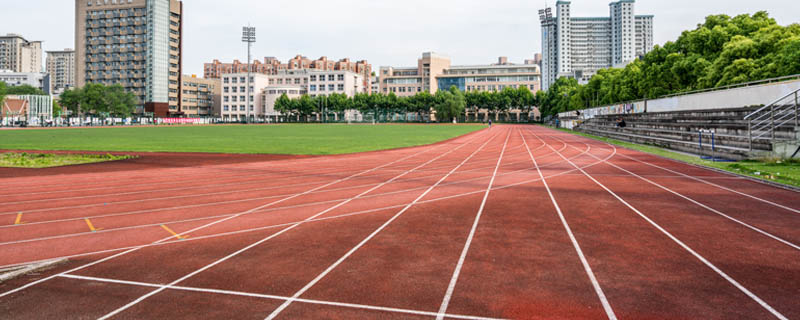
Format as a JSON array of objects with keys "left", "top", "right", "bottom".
[{"left": 575, "top": 106, "right": 798, "bottom": 160}]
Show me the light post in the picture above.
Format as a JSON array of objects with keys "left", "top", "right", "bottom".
[{"left": 242, "top": 26, "right": 256, "bottom": 124}]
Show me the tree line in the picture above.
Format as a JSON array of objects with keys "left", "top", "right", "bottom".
[
  {"left": 539, "top": 12, "right": 800, "bottom": 116},
  {"left": 275, "top": 86, "right": 538, "bottom": 122},
  {"left": 60, "top": 83, "right": 138, "bottom": 117}
]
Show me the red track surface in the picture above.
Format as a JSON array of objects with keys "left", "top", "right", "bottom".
[{"left": 1, "top": 125, "right": 799, "bottom": 319}]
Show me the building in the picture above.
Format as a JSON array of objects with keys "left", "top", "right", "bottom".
[
  {"left": 539, "top": 0, "right": 654, "bottom": 90},
  {"left": 1, "top": 95, "right": 53, "bottom": 122},
  {"left": 204, "top": 55, "right": 372, "bottom": 90},
  {"left": 0, "top": 34, "right": 43, "bottom": 73},
  {"left": 45, "top": 49, "right": 75, "bottom": 96},
  {"left": 262, "top": 86, "right": 303, "bottom": 119},
  {"left": 220, "top": 73, "right": 268, "bottom": 122},
  {"left": 180, "top": 75, "right": 220, "bottom": 117},
  {"left": 378, "top": 52, "right": 451, "bottom": 97},
  {"left": 370, "top": 76, "right": 379, "bottom": 94},
  {"left": 379, "top": 53, "right": 540, "bottom": 97},
  {"left": 75, "top": 0, "right": 183, "bottom": 117},
  {"left": 219, "top": 70, "right": 366, "bottom": 121},
  {"left": 436, "top": 63, "right": 541, "bottom": 93},
  {"left": 0, "top": 70, "right": 50, "bottom": 93}
]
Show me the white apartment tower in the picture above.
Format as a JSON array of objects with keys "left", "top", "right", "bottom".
[
  {"left": 539, "top": 0, "right": 654, "bottom": 90},
  {"left": 46, "top": 49, "right": 76, "bottom": 96},
  {"left": 0, "top": 34, "right": 43, "bottom": 73}
]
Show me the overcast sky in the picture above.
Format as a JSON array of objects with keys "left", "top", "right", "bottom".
[{"left": 2, "top": 0, "right": 798, "bottom": 75}]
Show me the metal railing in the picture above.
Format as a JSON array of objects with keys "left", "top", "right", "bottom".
[{"left": 745, "top": 88, "right": 800, "bottom": 150}]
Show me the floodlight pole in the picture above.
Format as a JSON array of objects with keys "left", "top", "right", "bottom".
[{"left": 242, "top": 26, "right": 256, "bottom": 124}]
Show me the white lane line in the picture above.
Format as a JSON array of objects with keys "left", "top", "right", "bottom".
[
  {"left": 0, "top": 143, "right": 520, "bottom": 208},
  {"left": 535, "top": 129, "right": 789, "bottom": 320},
  {"left": 0, "top": 140, "right": 550, "bottom": 243},
  {"left": 554, "top": 137, "right": 800, "bottom": 252},
  {"left": 523, "top": 130, "right": 618, "bottom": 320},
  {"left": 57, "top": 274, "right": 503, "bottom": 320},
  {"left": 0, "top": 130, "right": 457, "bottom": 300},
  {"left": 264, "top": 128, "right": 511, "bottom": 320},
  {"left": 0, "top": 136, "right": 609, "bottom": 270},
  {"left": 96, "top": 130, "right": 496, "bottom": 320},
  {"left": 616, "top": 153, "right": 800, "bottom": 214},
  {"left": 435, "top": 129, "right": 514, "bottom": 320}
]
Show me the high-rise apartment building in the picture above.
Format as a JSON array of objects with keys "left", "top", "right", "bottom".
[
  {"left": 539, "top": 0, "right": 653, "bottom": 90},
  {"left": 0, "top": 34, "right": 43, "bottom": 73},
  {"left": 46, "top": 49, "right": 76, "bottom": 96},
  {"left": 204, "top": 55, "right": 372, "bottom": 91},
  {"left": 75, "top": 0, "right": 182, "bottom": 117}
]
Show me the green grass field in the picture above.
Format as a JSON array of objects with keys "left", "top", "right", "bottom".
[
  {"left": 0, "top": 124, "right": 485, "bottom": 155},
  {"left": 0, "top": 152, "right": 133, "bottom": 168}
]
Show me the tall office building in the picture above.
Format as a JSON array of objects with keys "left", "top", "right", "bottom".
[
  {"left": 75, "top": 0, "right": 183, "bottom": 116},
  {"left": 46, "top": 49, "right": 76, "bottom": 96},
  {"left": 539, "top": 0, "right": 653, "bottom": 91},
  {"left": 0, "top": 34, "right": 43, "bottom": 73}
]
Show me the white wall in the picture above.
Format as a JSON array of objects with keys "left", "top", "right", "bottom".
[{"left": 647, "top": 79, "right": 800, "bottom": 113}]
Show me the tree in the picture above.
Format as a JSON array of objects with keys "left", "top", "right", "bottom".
[
  {"left": 0, "top": 81, "right": 6, "bottom": 108},
  {"left": 52, "top": 100, "right": 63, "bottom": 118},
  {"left": 538, "top": 12, "right": 799, "bottom": 114},
  {"left": 274, "top": 93, "right": 291, "bottom": 115},
  {"left": 432, "top": 86, "right": 466, "bottom": 122},
  {"left": 59, "top": 88, "right": 82, "bottom": 116},
  {"left": 5, "top": 84, "right": 46, "bottom": 96},
  {"left": 103, "top": 84, "right": 137, "bottom": 116}
]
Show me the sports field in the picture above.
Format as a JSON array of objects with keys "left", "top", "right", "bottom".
[
  {"left": 1, "top": 125, "right": 798, "bottom": 319},
  {"left": 0, "top": 124, "right": 484, "bottom": 155}
]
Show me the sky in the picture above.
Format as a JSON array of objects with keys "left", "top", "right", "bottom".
[{"left": 2, "top": 0, "right": 799, "bottom": 76}]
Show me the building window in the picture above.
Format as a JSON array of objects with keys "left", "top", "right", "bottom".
[
  {"left": 337, "top": 84, "right": 344, "bottom": 91},
  {"left": 328, "top": 75, "right": 335, "bottom": 81},
  {"left": 310, "top": 85, "right": 316, "bottom": 91},
  {"left": 328, "top": 84, "right": 335, "bottom": 91},
  {"left": 337, "top": 74, "right": 344, "bottom": 81},
  {"left": 310, "top": 75, "right": 317, "bottom": 81}
]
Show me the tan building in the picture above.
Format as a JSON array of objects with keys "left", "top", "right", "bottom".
[
  {"left": 379, "top": 52, "right": 451, "bottom": 97},
  {"left": 204, "top": 55, "right": 372, "bottom": 91},
  {"left": 379, "top": 53, "right": 540, "bottom": 96},
  {"left": 75, "top": 0, "right": 183, "bottom": 117},
  {"left": 46, "top": 49, "right": 75, "bottom": 96},
  {"left": 0, "top": 34, "right": 42, "bottom": 73},
  {"left": 181, "top": 75, "right": 220, "bottom": 117}
]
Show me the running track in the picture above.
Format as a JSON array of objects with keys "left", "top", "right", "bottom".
[{"left": 1, "top": 125, "right": 799, "bottom": 319}]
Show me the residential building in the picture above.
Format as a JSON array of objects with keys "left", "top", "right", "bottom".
[
  {"left": 370, "top": 76, "right": 379, "bottom": 94},
  {"left": 378, "top": 52, "right": 451, "bottom": 96},
  {"left": 379, "top": 53, "right": 540, "bottom": 96},
  {"left": 260, "top": 69, "right": 366, "bottom": 118},
  {"left": 0, "top": 70, "right": 50, "bottom": 93},
  {"left": 539, "top": 0, "right": 654, "bottom": 90},
  {"left": 204, "top": 55, "right": 372, "bottom": 90},
  {"left": 75, "top": 0, "right": 183, "bottom": 117},
  {"left": 220, "top": 73, "right": 268, "bottom": 122},
  {"left": 181, "top": 75, "right": 220, "bottom": 117},
  {"left": 46, "top": 49, "right": 76, "bottom": 96},
  {"left": 0, "top": 34, "right": 42, "bottom": 73}
]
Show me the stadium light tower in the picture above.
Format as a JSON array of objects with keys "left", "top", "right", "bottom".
[{"left": 242, "top": 25, "right": 256, "bottom": 124}]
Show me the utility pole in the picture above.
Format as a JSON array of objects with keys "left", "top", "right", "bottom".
[{"left": 242, "top": 25, "right": 256, "bottom": 124}]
